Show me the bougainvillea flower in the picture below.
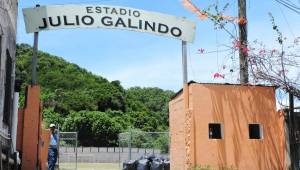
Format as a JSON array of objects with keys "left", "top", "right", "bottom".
[
  {"left": 182, "top": 0, "right": 208, "bottom": 20},
  {"left": 233, "top": 40, "right": 241, "bottom": 49},
  {"left": 242, "top": 47, "right": 249, "bottom": 55},
  {"left": 213, "top": 73, "right": 225, "bottom": 79},
  {"left": 259, "top": 49, "right": 266, "bottom": 55},
  {"left": 271, "top": 49, "right": 277, "bottom": 55},
  {"left": 182, "top": 0, "right": 248, "bottom": 25},
  {"left": 221, "top": 15, "right": 235, "bottom": 21}
]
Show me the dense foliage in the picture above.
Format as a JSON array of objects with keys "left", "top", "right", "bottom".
[{"left": 16, "top": 44, "right": 174, "bottom": 146}]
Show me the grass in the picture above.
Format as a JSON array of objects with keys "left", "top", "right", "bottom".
[{"left": 59, "top": 163, "right": 119, "bottom": 170}]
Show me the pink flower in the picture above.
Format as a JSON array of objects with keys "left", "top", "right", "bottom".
[
  {"left": 271, "top": 49, "right": 277, "bottom": 55},
  {"left": 233, "top": 40, "right": 241, "bottom": 49},
  {"left": 259, "top": 49, "right": 266, "bottom": 56},
  {"left": 233, "top": 40, "right": 249, "bottom": 55},
  {"left": 242, "top": 47, "right": 249, "bottom": 55},
  {"left": 213, "top": 73, "right": 225, "bottom": 79}
]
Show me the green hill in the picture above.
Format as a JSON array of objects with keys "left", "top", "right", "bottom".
[{"left": 16, "top": 44, "right": 174, "bottom": 146}]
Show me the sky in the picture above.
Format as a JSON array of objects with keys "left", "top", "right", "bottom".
[{"left": 17, "top": 0, "right": 300, "bottom": 92}]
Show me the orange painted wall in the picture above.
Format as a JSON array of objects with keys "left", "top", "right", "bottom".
[
  {"left": 169, "top": 83, "right": 287, "bottom": 170},
  {"left": 17, "top": 85, "right": 50, "bottom": 169},
  {"left": 17, "top": 109, "right": 24, "bottom": 152},
  {"left": 21, "top": 85, "right": 41, "bottom": 170},
  {"left": 40, "top": 129, "right": 50, "bottom": 170},
  {"left": 169, "top": 93, "right": 186, "bottom": 170}
]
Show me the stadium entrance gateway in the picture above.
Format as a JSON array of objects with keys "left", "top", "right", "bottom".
[
  {"left": 22, "top": 4, "right": 196, "bottom": 169},
  {"left": 23, "top": 5, "right": 195, "bottom": 42}
]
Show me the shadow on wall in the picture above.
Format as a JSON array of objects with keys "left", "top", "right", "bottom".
[{"left": 206, "top": 85, "right": 285, "bottom": 170}]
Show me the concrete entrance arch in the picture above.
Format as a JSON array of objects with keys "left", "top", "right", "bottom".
[
  {"left": 23, "top": 4, "right": 196, "bottom": 42},
  {"left": 20, "top": 4, "right": 197, "bottom": 170}
]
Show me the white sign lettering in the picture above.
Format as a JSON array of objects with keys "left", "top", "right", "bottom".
[{"left": 23, "top": 5, "right": 196, "bottom": 42}]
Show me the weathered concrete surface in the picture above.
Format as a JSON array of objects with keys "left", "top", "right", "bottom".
[
  {"left": 169, "top": 83, "right": 287, "bottom": 170},
  {"left": 0, "top": 0, "right": 18, "bottom": 133}
]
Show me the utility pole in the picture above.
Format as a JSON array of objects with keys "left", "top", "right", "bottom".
[
  {"left": 238, "top": 0, "right": 249, "bottom": 84},
  {"left": 289, "top": 93, "right": 297, "bottom": 170}
]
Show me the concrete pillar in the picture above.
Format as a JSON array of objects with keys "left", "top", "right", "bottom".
[{"left": 21, "top": 86, "right": 41, "bottom": 170}]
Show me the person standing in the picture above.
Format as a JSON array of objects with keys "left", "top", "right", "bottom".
[{"left": 48, "top": 124, "right": 59, "bottom": 170}]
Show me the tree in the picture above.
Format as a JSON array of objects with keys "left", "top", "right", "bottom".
[
  {"left": 182, "top": 1, "right": 300, "bottom": 99},
  {"left": 62, "top": 111, "right": 125, "bottom": 146},
  {"left": 43, "top": 107, "right": 64, "bottom": 128},
  {"left": 125, "top": 87, "right": 174, "bottom": 113},
  {"left": 16, "top": 44, "right": 173, "bottom": 146}
]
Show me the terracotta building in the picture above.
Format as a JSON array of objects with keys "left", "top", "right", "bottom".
[{"left": 169, "top": 82, "right": 287, "bottom": 170}]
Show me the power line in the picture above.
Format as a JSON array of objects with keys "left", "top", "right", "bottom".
[
  {"left": 286, "top": 0, "right": 300, "bottom": 8},
  {"left": 280, "top": 0, "right": 300, "bottom": 9},
  {"left": 275, "top": 1, "right": 296, "bottom": 38},
  {"left": 274, "top": 0, "right": 300, "bottom": 14},
  {"left": 275, "top": 0, "right": 300, "bottom": 10}
]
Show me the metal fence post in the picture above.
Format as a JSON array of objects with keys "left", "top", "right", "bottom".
[
  {"left": 118, "top": 131, "right": 169, "bottom": 163},
  {"left": 182, "top": 41, "right": 188, "bottom": 84},
  {"left": 31, "top": 32, "right": 39, "bottom": 85},
  {"left": 59, "top": 132, "right": 78, "bottom": 170},
  {"left": 129, "top": 131, "right": 132, "bottom": 160},
  {"left": 75, "top": 132, "right": 78, "bottom": 170},
  {"left": 57, "top": 124, "right": 60, "bottom": 169},
  {"left": 118, "top": 145, "right": 121, "bottom": 168},
  {"left": 31, "top": 4, "right": 40, "bottom": 85}
]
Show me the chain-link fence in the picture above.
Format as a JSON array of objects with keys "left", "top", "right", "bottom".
[
  {"left": 118, "top": 131, "right": 169, "bottom": 166},
  {"left": 58, "top": 132, "right": 78, "bottom": 170}
]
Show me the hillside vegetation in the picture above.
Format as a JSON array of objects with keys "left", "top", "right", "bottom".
[{"left": 16, "top": 44, "right": 174, "bottom": 146}]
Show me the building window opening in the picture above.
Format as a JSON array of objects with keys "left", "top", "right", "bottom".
[
  {"left": 249, "top": 124, "right": 263, "bottom": 139},
  {"left": 209, "top": 123, "right": 222, "bottom": 139},
  {"left": 3, "top": 50, "right": 12, "bottom": 124}
]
